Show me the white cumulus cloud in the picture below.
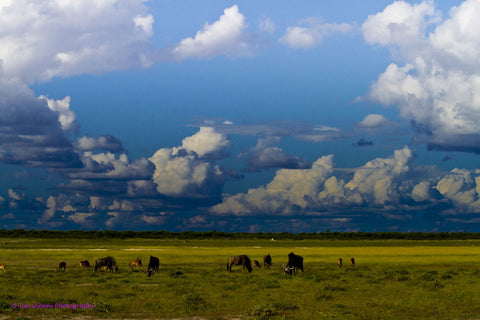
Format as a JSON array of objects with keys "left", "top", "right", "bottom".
[{"left": 172, "top": 5, "right": 253, "bottom": 60}]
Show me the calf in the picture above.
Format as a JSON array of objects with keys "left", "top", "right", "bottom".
[
  {"left": 0, "top": 264, "right": 5, "bottom": 273},
  {"left": 57, "top": 262, "right": 66, "bottom": 271},
  {"left": 350, "top": 257, "right": 355, "bottom": 268},
  {"left": 284, "top": 265, "right": 295, "bottom": 276},
  {"left": 130, "top": 257, "right": 142, "bottom": 269},
  {"left": 338, "top": 258, "right": 343, "bottom": 268},
  {"left": 79, "top": 260, "right": 92, "bottom": 269}
]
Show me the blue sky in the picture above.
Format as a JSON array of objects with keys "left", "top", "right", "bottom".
[{"left": 1, "top": 0, "right": 480, "bottom": 232}]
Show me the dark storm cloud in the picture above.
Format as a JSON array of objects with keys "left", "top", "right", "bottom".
[
  {"left": 427, "top": 134, "right": 480, "bottom": 154},
  {"left": 245, "top": 147, "right": 311, "bottom": 171},
  {"left": 239, "top": 137, "right": 311, "bottom": 171},
  {"left": 76, "top": 135, "right": 125, "bottom": 153},
  {"left": 0, "top": 78, "right": 82, "bottom": 168},
  {"left": 61, "top": 155, "right": 154, "bottom": 181},
  {"left": 352, "top": 138, "right": 374, "bottom": 147}
]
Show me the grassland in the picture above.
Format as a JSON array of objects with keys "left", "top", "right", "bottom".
[{"left": 1, "top": 238, "right": 480, "bottom": 319}]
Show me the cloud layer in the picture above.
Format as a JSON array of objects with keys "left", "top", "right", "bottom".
[{"left": 211, "top": 146, "right": 480, "bottom": 224}]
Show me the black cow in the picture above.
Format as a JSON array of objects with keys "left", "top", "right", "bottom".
[
  {"left": 263, "top": 254, "right": 272, "bottom": 269},
  {"left": 287, "top": 252, "right": 303, "bottom": 274},
  {"left": 94, "top": 256, "right": 118, "bottom": 272},
  {"left": 227, "top": 255, "right": 252, "bottom": 273},
  {"left": 147, "top": 256, "right": 159, "bottom": 277},
  {"left": 57, "top": 261, "right": 66, "bottom": 271},
  {"left": 350, "top": 257, "right": 355, "bottom": 268}
]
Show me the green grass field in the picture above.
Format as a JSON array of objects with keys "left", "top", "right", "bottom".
[{"left": 1, "top": 238, "right": 480, "bottom": 319}]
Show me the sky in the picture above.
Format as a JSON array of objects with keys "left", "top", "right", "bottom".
[{"left": 1, "top": 0, "right": 480, "bottom": 232}]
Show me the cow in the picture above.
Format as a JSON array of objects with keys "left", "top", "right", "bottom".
[
  {"left": 253, "top": 260, "right": 261, "bottom": 268},
  {"left": 57, "top": 262, "right": 67, "bottom": 271},
  {"left": 147, "top": 256, "right": 159, "bottom": 277},
  {"left": 79, "top": 260, "right": 92, "bottom": 269},
  {"left": 350, "top": 257, "right": 355, "bottom": 268},
  {"left": 0, "top": 264, "right": 5, "bottom": 273},
  {"left": 227, "top": 255, "right": 252, "bottom": 273},
  {"left": 130, "top": 257, "right": 142, "bottom": 269},
  {"left": 263, "top": 254, "right": 272, "bottom": 269},
  {"left": 338, "top": 258, "right": 343, "bottom": 268},
  {"left": 287, "top": 252, "right": 303, "bottom": 274},
  {"left": 94, "top": 257, "right": 118, "bottom": 272}
]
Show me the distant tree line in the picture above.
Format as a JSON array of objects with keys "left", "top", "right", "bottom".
[{"left": 1, "top": 229, "right": 480, "bottom": 240}]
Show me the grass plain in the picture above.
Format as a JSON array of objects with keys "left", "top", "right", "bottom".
[{"left": 1, "top": 238, "right": 480, "bottom": 319}]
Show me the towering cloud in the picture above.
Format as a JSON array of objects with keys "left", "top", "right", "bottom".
[
  {"left": 149, "top": 127, "right": 231, "bottom": 198},
  {"left": 363, "top": 0, "right": 480, "bottom": 153},
  {"left": 212, "top": 155, "right": 334, "bottom": 215}
]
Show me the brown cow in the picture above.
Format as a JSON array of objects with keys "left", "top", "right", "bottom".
[
  {"left": 79, "top": 260, "right": 92, "bottom": 269},
  {"left": 0, "top": 264, "right": 5, "bottom": 273},
  {"left": 350, "top": 257, "right": 355, "bottom": 268},
  {"left": 57, "top": 262, "right": 66, "bottom": 271},
  {"left": 338, "top": 258, "right": 343, "bottom": 268},
  {"left": 227, "top": 255, "right": 252, "bottom": 273},
  {"left": 95, "top": 257, "right": 118, "bottom": 272}
]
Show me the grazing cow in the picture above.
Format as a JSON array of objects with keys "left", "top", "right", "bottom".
[
  {"left": 130, "top": 257, "right": 142, "bottom": 269},
  {"left": 227, "top": 255, "right": 252, "bottom": 273},
  {"left": 338, "top": 258, "right": 343, "bottom": 268},
  {"left": 57, "top": 262, "right": 67, "bottom": 271},
  {"left": 147, "top": 256, "right": 159, "bottom": 277},
  {"left": 94, "top": 257, "right": 118, "bottom": 272},
  {"left": 284, "top": 265, "right": 295, "bottom": 276},
  {"left": 0, "top": 264, "right": 5, "bottom": 273},
  {"left": 253, "top": 260, "right": 261, "bottom": 268},
  {"left": 79, "top": 260, "right": 92, "bottom": 269},
  {"left": 287, "top": 252, "right": 303, "bottom": 274},
  {"left": 263, "top": 254, "right": 272, "bottom": 269},
  {"left": 350, "top": 257, "right": 355, "bottom": 268}
]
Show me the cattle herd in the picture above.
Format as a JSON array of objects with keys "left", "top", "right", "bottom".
[
  {"left": 225, "top": 252, "right": 354, "bottom": 275},
  {"left": 0, "top": 252, "right": 356, "bottom": 276}
]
